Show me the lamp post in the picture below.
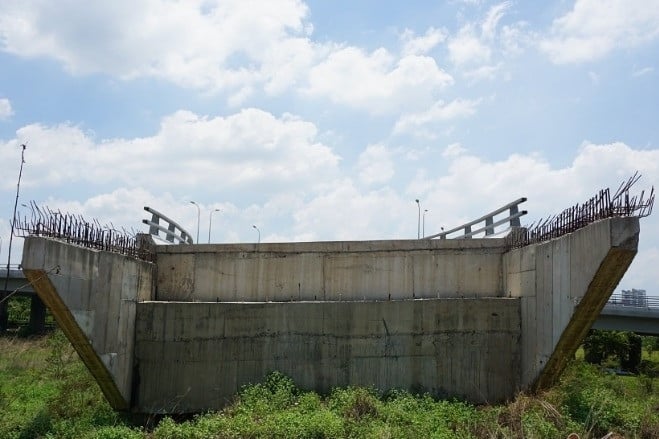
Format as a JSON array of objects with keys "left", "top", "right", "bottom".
[
  {"left": 423, "top": 209, "right": 428, "bottom": 238},
  {"left": 189, "top": 201, "right": 200, "bottom": 244},
  {"left": 415, "top": 199, "right": 420, "bottom": 239},
  {"left": 208, "top": 209, "right": 220, "bottom": 244},
  {"left": 252, "top": 225, "right": 260, "bottom": 244}
]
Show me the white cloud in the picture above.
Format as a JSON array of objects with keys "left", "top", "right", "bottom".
[
  {"left": 0, "top": 108, "right": 340, "bottom": 191},
  {"left": 358, "top": 144, "right": 394, "bottom": 185},
  {"left": 400, "top": 27, "right": 447, "bottom": 56},
  {"left": 540, "top": 0, "right": 659, "bottom": 64},
  {"left": 393, "top": 98, "right": 480, "bottom": 135},
  {"left": 0, "top": 0, "right": 317, "bottom": 96},
  {"left": 482, "top": 2, "right": 511, "bottom": 40},
  {"left": 292, "top": 179, "right": 408, "bottom": 240},
  {"left": 463, "top": 63, "right": 502, "bottom": 81},
  {"left": 442, "top": 143, "right": 467, "bottom": 158},
  {"left": 448, "top": 2, "right": 513, "bottom": 67},
  {"left": 632, "top": 66, "right": 654, "bottom": 77},
  {"left": 0, "top": 98, "right": 13, "bottom": 120},
  {"left": 500, "top": 22, "right": 533, "bottom": 56},
  {"left": 448, "top": 25, "right": 492, "bottom": 66},
  {"left": 304, "top": 47, "right": 454, "bottom": 113}
]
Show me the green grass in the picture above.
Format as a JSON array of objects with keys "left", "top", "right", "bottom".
[{"left": 1, "top": 331, "right": 658, "bottom": 438}]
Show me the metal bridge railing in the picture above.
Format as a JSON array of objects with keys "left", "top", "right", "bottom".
[
  {"left": 142, "top": 206, "right": 194, "bottom": 245},
  {"left": 607, "top": 293, "right": 659, "bottom": 309},
  {"left": 424, "top": 198, "right": 527, "bottom": 240}
]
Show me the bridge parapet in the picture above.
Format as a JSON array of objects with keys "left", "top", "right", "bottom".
[
  {"left": 424, "top": 198, "right": 527, "bottom": 239},
  {"left": 142, "top": 206, "right": 194, "bottom": 245}
]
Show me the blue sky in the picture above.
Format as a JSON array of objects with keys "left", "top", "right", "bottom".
[{"left": 1, "top": 0, "right": 658, "bottom": 295}]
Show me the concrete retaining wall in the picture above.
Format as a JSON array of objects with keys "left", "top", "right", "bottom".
[
  {"left": 156, "top": 239, "right": 507, "bottom": 302},
  {"left": 20, "top": 216, "right": 640, "bottom": 413},
  {"left": 134, "top": 298, "right": 520, "bottom": 413}
]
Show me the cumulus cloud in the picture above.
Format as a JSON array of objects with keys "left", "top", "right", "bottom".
[
  {"left": 292, "top": 179, "right": 407, "bottom": 240},
  {"left": 358, "top": 144, "right": 395, "bottom": 185},
  {"left": 0, "top": 0, "right": 457, "bottom": 111},
  {"left": 393, "top": 98, "right": 480, "bottom": 135},
  {"left": 304, "top": 47, "right": 453, "bottom": 113},
  {"left": 0, "top": 108, "right": 340, "bottom": 191},
  {"left": 446, "top": 1, "right": 532, "bottom": 83},
  {"left": 0, "top": 98, "right": 13, "bottom": 120},
  {"left": 0, "top": 0, "right": 317, "bottom": 98},
  {"left": 442, "top": 143, "right": 467, "bottom": 158},
  {"left": 448, "top": 25, "right": 492, "bottom": 66},
  {"left": 540, "top": 0, "right": 659, "bottom": 64},
  {"left": 400, "top": 27, "right": 447, "bottom": 56},
  {"left": 448, "top": 2, "right": 513, "bottom": 67}
]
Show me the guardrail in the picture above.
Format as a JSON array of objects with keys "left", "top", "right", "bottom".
[
  {"left": 424, "top": 198, "right": 527, "bottom": 240},
  {"left": 142, "top": 207, "right": 194, "bottom": 244},
  {"left": 607, "top": 293, "right": 659, "bottom": 309}
]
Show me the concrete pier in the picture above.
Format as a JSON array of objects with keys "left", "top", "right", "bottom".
[{"left": 21, "top": 216, "right": 639, "bottom": 413}]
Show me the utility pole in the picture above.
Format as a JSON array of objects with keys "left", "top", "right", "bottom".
[{"left": 1, "top": 144, "right": 26, "bottom": 332}]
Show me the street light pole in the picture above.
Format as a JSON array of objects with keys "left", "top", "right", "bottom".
[
  {"left": 208, "top": 209, "right": 220, "bottom": 244},
  {"left": 252, "top": 225, "right": 260, "bottom": 244},
  {"left": 415, "top": 199, "right": 420, "bottom": 239},
  {"left": 189, "top": 201, "right": 200, "bottom": 244},
  {"left": 423, "top": 209, "right": 428, "bottom": 238}
]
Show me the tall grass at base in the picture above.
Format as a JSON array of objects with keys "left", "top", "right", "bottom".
[
  {"left": 1, "top": 331, "right": 658, "bottom": 438},
  {"left": 0, "top": 331, "right": 136, "bottom": 439}
]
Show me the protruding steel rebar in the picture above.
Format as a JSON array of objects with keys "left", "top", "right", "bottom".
[
  {"left": 506, "top": 173, "right": 654, "bottom": 249},
  {"left": 14, "top": 205, "right": 154, "bottom": 262}
]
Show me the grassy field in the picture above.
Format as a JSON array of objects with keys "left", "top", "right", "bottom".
[{"left": 1, "top": 331, "right": 658, "bottom": 439}]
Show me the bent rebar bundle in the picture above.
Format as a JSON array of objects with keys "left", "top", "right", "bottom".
[
  {"left": 507, "top": 172, "right": 654, "bottom": 249},
  {"left": 14, "top": 201, "right": 154, "bottom": 262}
]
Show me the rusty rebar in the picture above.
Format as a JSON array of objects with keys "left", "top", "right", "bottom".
[
  {"left": 506, "top": 174, "right": 654, "bottom": 249},
  {"left": 14, "top": 205, "right": 154, "bottom": 262}
]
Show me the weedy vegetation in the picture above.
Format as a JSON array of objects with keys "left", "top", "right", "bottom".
[{"left": 1, "top": 330, "right": 658, "bottom": 438}]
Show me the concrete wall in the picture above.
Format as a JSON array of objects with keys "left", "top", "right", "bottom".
[
  {"left": 21, "top": 236, "right": 154, "bottom": 410},
  {"left": 503, "top": 216, "right": 639, "bottom": 389},
  {"left": 134, "top": 298, "right": 520, "bottom": 413},
  {"left": 156, "top": 238, "right": 507, "bottom": 302}
]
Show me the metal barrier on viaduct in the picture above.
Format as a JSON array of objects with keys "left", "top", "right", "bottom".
[{"left": 13, "top": 177, "right": 656, "bottom": 413}]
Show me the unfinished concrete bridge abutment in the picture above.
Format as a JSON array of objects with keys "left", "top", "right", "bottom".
[{"left": 20, "top": 213, "right": 641, "bottom": 413}]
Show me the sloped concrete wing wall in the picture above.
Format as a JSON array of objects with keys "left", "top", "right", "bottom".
[
  {"left": 504, "top": 216, "right": 639, "bottom": 389},
  {"left": 21, "top": 236, "right": 154, "bottom": 410}
]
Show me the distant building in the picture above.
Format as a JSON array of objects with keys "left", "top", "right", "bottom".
[{"left": 621, "top": 288, "right": 647, "bottom": 307}]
